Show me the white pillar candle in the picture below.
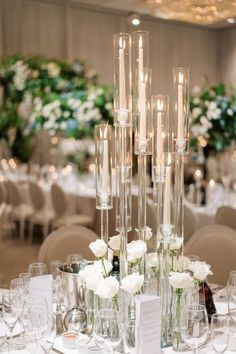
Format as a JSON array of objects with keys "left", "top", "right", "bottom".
[
  {"left": 156, "top": 111, "right": 163, "bottom": 166},
  {"left": 101, "top": 139, "right": 109, "bottom": 198},
  {"left": 163, "top": 166, "right": 171, "bottom": 225},
  {"left": 177, "top": 72, "right": 184, "bottom": 142},
  {"left": 119, "top": 46, "right": 126, "bottom": 109}
]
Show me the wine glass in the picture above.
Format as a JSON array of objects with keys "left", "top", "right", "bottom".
[
  {"left": 227, "top": 270, "right": 236, "bottom": 297},
  {"left": 2, "top": 292, "right": 22, "bottom": 352},
  {"left": 93, "top": 309, "right": 122, "bottom": 353},
  {"left": 10, "top": 278, "right": 29, "bottom": 298},
  {"left": 18, "top": 272, "right": 31, "bottom": 280},
  {"left": 181, "top": 304, "right": 209, "bottom": 354},
  {"left": 0, "top": 320, "right": 7, "bottom": 350},
  {"left": 211, "top": 314, "right": 230, "bottom": 353},
  {"left": 28, "top": 262, "right": 48, "bottom": 277},
  {"left": 27, "top": 296, "right": 49, "bottom": 353},
  {"left": 66, "top": 254, "right": 82, "bottom": 264}
]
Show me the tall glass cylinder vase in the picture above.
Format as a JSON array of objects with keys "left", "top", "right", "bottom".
[
  {"left": 171, "top": 289, "right": 188, "bottom": 351},
  {"left": 95, "top": 124, "right": 113, "bottom": 249}
]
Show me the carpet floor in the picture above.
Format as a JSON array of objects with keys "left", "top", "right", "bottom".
[{"left": 0, "top": 235, "right": 40, "bottom": 288}]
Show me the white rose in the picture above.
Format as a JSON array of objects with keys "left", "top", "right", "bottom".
[
  {"left": 89, "top": 239, "right": 107, "bottom": 258},
  {"left": 108, "top": 235, "right": 120, "bottom": 251},
  {"left": 192, "top": 107, "right": 201, "bottom": 119},
  {"left": 208, "top": 101, "right": 217, "bottom": 111},
  {"left": 94, "top": 259, "right": 113, "bottom": 276},
  {"left": 227, "top": 108, "right": 233, "bottom": 116},
  {"left": 169, "top": 272, "right": 193, "bottom": 290},
  {"left": 79, "top": 264, "right": 103, "bottom": 291},
  {"left": 170, "top": 237, "right": 183, "bottom": 251},
  {"left": 95, "top": 276, "right": 120, "bottom": 299},
  {"left": 146, "top": 253, "right": 158, "bottom": 268},
  {"left": 144, "top": 226, "right": 153, "bottom": 241},
  {"left": 193, "top": 97, "right": 200, "bottom": 105},
  {"left": 127, "top": 240, "right": 147, "bottom": 263},
  {"left": 188, "top": 261, "right": 213, "bottom": 281},
  {"left": 192, "top": 86, "right": 201, "bottom": 97},
  {"left": 121, "top": 273, "right": 144, "bottom": 295}
]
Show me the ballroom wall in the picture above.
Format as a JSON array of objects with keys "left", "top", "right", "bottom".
[
  {"left": 0, "top": 0, "right": 220, "bottom": 95},
  {"left": 219, "top": 27, "right": 236, "bottom": 84}
]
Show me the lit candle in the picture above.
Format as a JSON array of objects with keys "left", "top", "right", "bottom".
[
  {"left": 119, "top": 38, "right": 126, "bottom": 109},
  {"left": 177, "top": 72, "right": 184, "bottom": 142},
  {"left": 163, "top": 165, "right": 171, "bottom": 225},
  {"left": 156, "top": 98, "right": 164, "bottom": 166},
  {"left": 194, "top": 169, "right": 202, "bottom": 182},
  {"left": 101, "top": 131, "right": 109, "bottom": 199}
]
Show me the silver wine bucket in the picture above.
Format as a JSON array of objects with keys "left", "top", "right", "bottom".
[{"left": 58, "top": 263, "right": 87, "bottom": 310}]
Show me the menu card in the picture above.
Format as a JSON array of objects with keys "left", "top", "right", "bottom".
[{"left": 135, "top": 294, "right": 161, "bottom": 354}]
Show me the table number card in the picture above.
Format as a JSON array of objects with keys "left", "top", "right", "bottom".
[{"left": 135, "top": 295, "right": 161, "bottom": 354}]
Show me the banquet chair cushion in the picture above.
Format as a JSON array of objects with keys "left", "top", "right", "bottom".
[
  {"left": 38, "top": 225, "right": 98, "bottom": 267},
  {"left": 184, "top": 224, "right": 236, "bottom": 285},
  {"left": 215, "top": 206, "right": 236, "bottom": 230}
]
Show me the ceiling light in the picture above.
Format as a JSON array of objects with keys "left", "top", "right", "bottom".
[
  {"left": 227, "top": 17, "right": 236, "bottom": 23},
  {"left": 129, "top": 13, "right": 141, "bottom": 26}
]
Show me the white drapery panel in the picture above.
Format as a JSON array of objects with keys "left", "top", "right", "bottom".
[{"left": 0, "top": 0, "right": 219, "bottom": 91}]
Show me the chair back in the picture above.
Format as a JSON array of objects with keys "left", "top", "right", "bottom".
[
  {"left": 51, "top": 183, "right": 67, "bottom": 216},
  {"left": 185, "top": 224, "right": 236, "bottom": 285},
  {"left": 184, "top": 205, "right": 197, "bottom": 243},
  {"left": 0, "top": 182, "right": 7, "bottom": 205},
  {"left": 38, "top": 225, "right": 98, "bottom": 268},
  {"left": 5, "top": 180, "right": 22, "bottom": 206},
  {"left": 29, "top": 181, "right": 45, "bottom": 211},
  {"left": 215, "top": 206, "right": 236, "bottom": 230}
]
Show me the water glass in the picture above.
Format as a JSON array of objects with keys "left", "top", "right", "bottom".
[
  {"left": 18, "top": 272, "right": 31, "bottom": 280},
  {"left": 94, "top": 309, "right": 122, "bottom": 352},
  {"left": 10, "top": 278, "right": 29, "bottom": 299},
  {"left": 181, "top": 304, "right": 209, "bottom": 354},
  {"left": 50, "top": 260, "right": 62, "bottom": 279},
  {"left": 211, "top": 314, "right": 230, "bottom": 353},
  {"left": 66, "top": 254, "right": 82, "bottom": 264},
  {"left": 28, "top": 262, "right": 48, "bottom": 277},
  {"left": 2, "top": 292, "right": 21, "bottom": 351}
]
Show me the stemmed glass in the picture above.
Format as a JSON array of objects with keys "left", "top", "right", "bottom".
[
  {"left": 211, "top": 314, "right": 230, "bottom": 353},
  {"left": 26, "top": 296, "right": 49, "bottom": 353},
  {"left": 28, "top": 263, "right": 48, "bottom": 277},
  {"left": 2, "top": 292, "right": 22, "bottom": 353},
  {"left": 93, "top": 309, "right": 122, "bottom": 353},
  {"left": 181, "top": 304, "right": 209, "bottom": 354}
]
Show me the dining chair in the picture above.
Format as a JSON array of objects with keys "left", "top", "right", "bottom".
[
  {"left": 5, "top": 180, "right": 33, "bottom": 241},
  {"left": 38, "top": 225, "right": 98, "bottom": 267},
  {"left": 215, "top": 206, "right": 236, "bottom": 230},
  {"left": 184, "top": 224, "right": 236, "bottom": 285},
  {"left": 28, "top": 181, "right": 54, "bottom": 242},
  {"left": 184, "top": 204, "right": 197, "bottom": 243},
  {"left": 50, "top": 183, "right": 93, "bottom": 229}
]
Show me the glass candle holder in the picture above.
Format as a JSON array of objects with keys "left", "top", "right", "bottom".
[
  {"left": 173, "top": 67, "right": 190, "bottom": 154},
  {"left": 95, "top": 124, "right": 113, "bottom": 209},
  {"left": 152, "top": 95, "right": 173, "bottom": 182},
  {"left": 134, "top": 67, "right": 152, "bottom": 155},
  {"left": 113, "top": 33, "right": 132, "bottom": 127}
]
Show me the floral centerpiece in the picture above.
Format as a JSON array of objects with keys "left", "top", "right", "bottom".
[
  {"left": 190, "top": 82, "right": 236, "bottom": 156},
  {"left": 0, "top": 55, "right": 113, "bottom": 162}
]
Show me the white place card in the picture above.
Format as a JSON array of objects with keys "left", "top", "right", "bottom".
[{"left": 135, "top": 294, "right": 161, "bottom": 354}]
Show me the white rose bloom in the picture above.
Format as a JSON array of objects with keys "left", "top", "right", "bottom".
[
  {"left": 108, "top": 235, "right": 120, "bottom": 251},
  {"left": 170, "top": 237, "right": 183, "bottom": 251},
  {"left": 127, "top": 240, "right": 147, "bottom": 263},
  {"left": 192, "top": 86, "right": 201, "bottom": 97},
  {"left": 89, "top": 239, "right": 108, "bottom": 258},
  {"left": 208, "top": 101, "right": 217, "bottom": 110},
  {"left": 121, "top": 273, "right": 144, "bottom": 295},
  {"left": 169, "top": 272, "right": 193, "bottom": 289},
  {"left": 79, "top": 264, "right": 103, "bottom": 291},
  {"left": 227, "top": 109, "right": 233, "bottom": 116},
  {"left": 212, "top": 108, "right": 221, "bottom": 120},
  {"left": 193, "top": 97, "right": 200, "bottom": 105},
  {"left": 205, "top": 100, "right": 210, "bottom": 107},
  {"left": 95, "top": 276, "right": 120, "bottom": 299},
  {"left": 94, "top": 259, "right": 113, "bottom": 276},
  {"left": 192, "top": 107, "right": 201, "bottom": 119},
  {"left": 188, "top": 261, "right": 213, "bottom": 281},
  {"left": 144, "top": 226, "right": 153, "bottom": 241},
  {"left": 146, "top": 252, "right": 158, "bottom": 268}
]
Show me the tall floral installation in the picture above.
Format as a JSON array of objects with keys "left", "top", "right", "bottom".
[
  {"left": 68, "top": 31, "right": 215, "bottom": 353},
  {"left": 190, "top": 81, "right": 236, "bottom": 156},
  {"left": 0, "top": 55, "right": 113, "bottom": 163}
]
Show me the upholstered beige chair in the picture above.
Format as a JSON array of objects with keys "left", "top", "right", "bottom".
[
  {"left": 184, "top": 205, "right": 197, "bottom": 243},
  {"left": 51, "top": 184, "right": 93, "bottom": 229},
  {"left": 215, "top": 206, "right": 236, "bottom": 230},
  {"left": 184, "top": 224, "right": 236, "bottom": 285},
  {"left": 28, "top": 181, "right": 54, "bottom": 242},
  {"left": 5, "top": 180, "right": 33, "bottom": 241},
  {"left": 38, "top": 225, "right": 98, "bottom": 268}
]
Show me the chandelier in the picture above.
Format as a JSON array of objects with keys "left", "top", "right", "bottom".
[{"left": 146, "top": 0, "right": 236, "bottom": 25}]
